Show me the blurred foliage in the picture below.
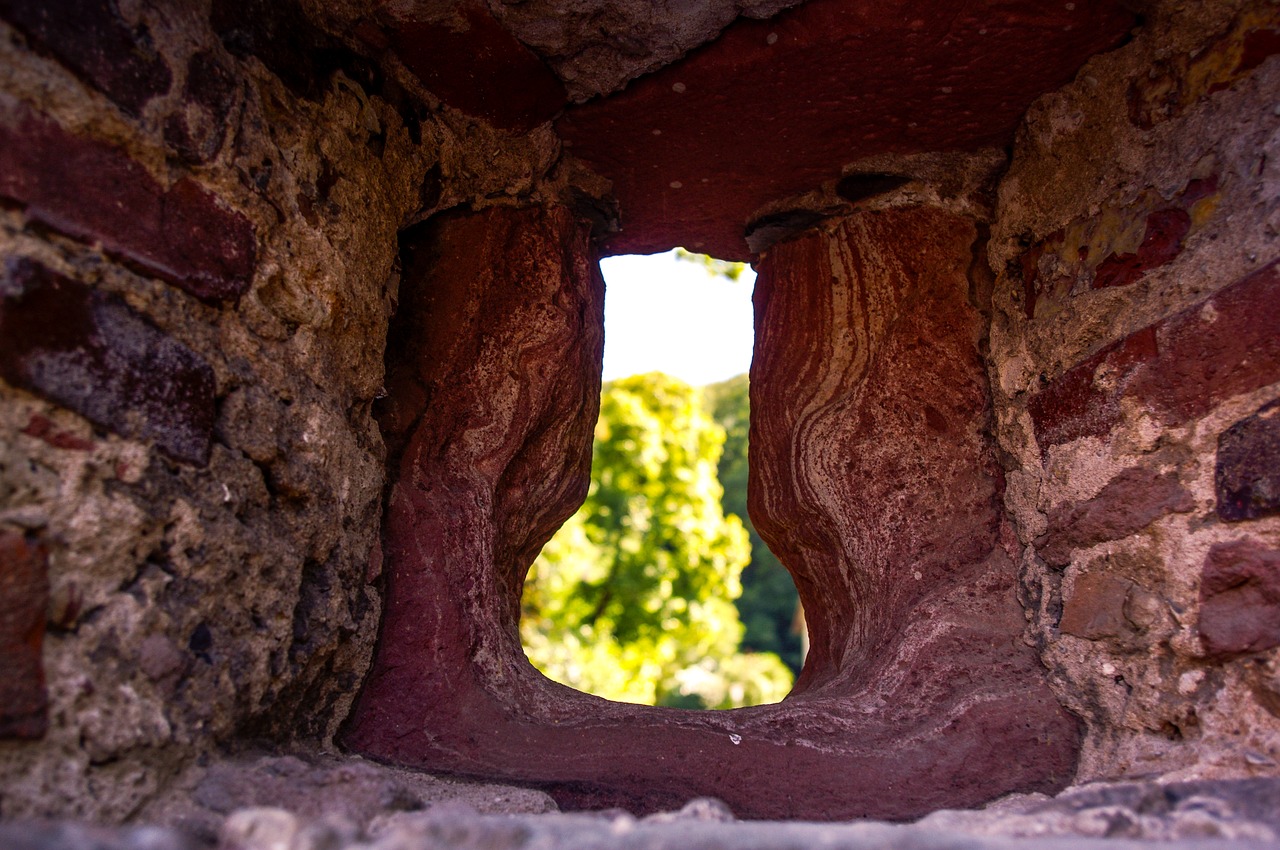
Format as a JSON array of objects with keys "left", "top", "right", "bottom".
[
  {"left": 673, "top": 248, "right": 750, "bottom": 282},
  {"left": 701, "top": 374, "right": 805, "bottom": 674},
  {"left": 522, "top": 372, "right": 793, "bottom": 708}
]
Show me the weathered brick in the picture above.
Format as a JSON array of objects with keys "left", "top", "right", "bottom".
[
  {"left": 0, "top": 103, "right": 255, "bottom": 303},
  {"left": 0, "top": 530, "right": 48, "bottom": 739},
  {"left": 1199, "top": 540, "right": 1280, "bottom": 658},
  {"left": 1217, "top": 400, "right": 1280, "bottom": 522},
  {"left": 1036, "top": 465, "right": 1194, "bottom": 568},
  {"left": 1030, "top": 260, "right": 1280, "bottom": 458},
  {"left": 0, "top": 0, "right": 171, "bottom": 117},
  {"left": 0, "top": 259, "right": 216, "bottom": 465}
]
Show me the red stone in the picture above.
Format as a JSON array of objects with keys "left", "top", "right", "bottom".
[
  {"left": 384, "top": 3, "right": 567, "bottom": 133},
  {"left": 1199, "top": 541, "right": 1280, "bottom": 658},
  {"left": 1060, "top": 572, "right": 1136, "bottom": 640},
  {"left": 1217, "top": 400, "right": 1280, "bottom": 522},
  {"left": 557, "top": 0, "right": 1133, "bottom": 260},
  {"left": 164, "top": 50, "right": 238, "bottom": 164},
  {"left": 0, "top": 104, "right": 256, "bottom": 303},
  {"left": 0, "top": 259, "right": 216, "bottom": 466},
  {"left": 1036, "top": 465, "right": 1194, "bottom": 568},
  {"left": 0, "top": 531, "right": 48, "bottom": 739},
  {"left": 345, "top": 206, "right": 1079, "bottom": 820},
  {"left": 0, "top": 0, "right": 171, "bottom": 117},
  {"left": 1092, "top": 207, "right": 1191, "bottom": 290},
  {"left": 1030, "top": 261, "right": 1280, "bottom": 458}
]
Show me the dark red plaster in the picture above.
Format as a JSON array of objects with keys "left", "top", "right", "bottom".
[
  {"left": 0, "top": 530, "right": 48, "bottom": 739},
  {"left": 1030, "top": 261, "right": 1280, "bottom": 459},
  {"left": 0, "top": 104, "right": 255, "bottom": 303},
  {"left": 0, "top": 259, "right": 216, "bottom": 466},
  {"left": 1199, "top": 541, "right": 1280, "bottom": 658},
  {"left": 1217, "top": 400, "right": 1280, "bottom": 523},
  {"left": 558, "top": 0, "right": 1133, "bottom": 260},
  {"left": 384, "top": 3, "right": 566, "bottom": 133},
  {"left": 0, "top": 0, "right": 171, "bottom": 117}
]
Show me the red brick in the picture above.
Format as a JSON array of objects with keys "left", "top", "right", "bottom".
[
  {"left": 0, "top": 0, "right": 171, "bottom": 117},
  {"left": 0, "top": 259, "right": 216, "bottom": 466},
  {"left": 1199, "top": 540, "right": 1280, "bottom": 658},
  {"left": 0, "top": 531, "right": 48, "bottom": 739},
  {"left": 1036, "top": 465, "right": 1194, "bottom": 568},
  {"left": 1030, "top": 260, "right": 1280, "bottom": 458},
  {"left": 0, "top": 104, "right": 255, "bottom": 303}
]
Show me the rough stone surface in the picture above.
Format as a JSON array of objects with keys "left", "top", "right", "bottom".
[
  {"left": 558, "top": 0, "right": 1133, "bottom": 260},
  {"left": 346, "top": 203, "right": 1079, "bottom": 821},
  {"left": 1199, "top": 541, "right": 1280, "bottom": 659},
  {"left": 0, "top": 530, "right": 48, "bottom": 740},
  {"left": 0, "top": 259, "right": 216, "bottom": 466},
  {"left": 987, "top": 0, "right": 1280, "bottom": 785},
  {"left": 1217, "top": 401, "right": 1280, "bottom": 522},
  {"left": 0, "top": 0, "right": 173, "bottom": 117},
  {"left": 0, "top": 101, "right": 256, "bottom": 303},
  {"left": 6, "top": 779, "right": 1280, "bottom": 848},
  {"left": 0, "top": 0, "right": 585, "bottom": 821}
]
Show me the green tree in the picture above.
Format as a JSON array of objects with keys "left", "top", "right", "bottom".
[
  {"left": 673, "top": 248, "right": 750, "bottom": 281},
  {"left": 702, "top": 374, "right": 805, "bottom": 674},
  {"left": 522, "top": 373, "right": 793, "bottom": 708}
]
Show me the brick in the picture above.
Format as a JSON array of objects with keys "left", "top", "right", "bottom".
[
  {"left": 0, "top": 0, "right": 171, "bottom": 116},
  {"left": 1217, "top": 400, "right": 1280, "bottom": 522},
  {"left": 1061, "top": 572, "right": 1135, "bottom": 640},
  {"left": 1030, "top": 260, "right": 1280, "bottom": 458},
  {"left": 0, "top": 531, "right": 48, "bottom": 739},
  {"left": 1199, "top": 540, "right": 1280, "bottom": 658},
  {"left": 1036, "top": 465, "right": 1194, "bottom": 568},
  {"left": 0, "top": 259, "right": 216, "bottom": 465},
  {"left": 0, "top": 103, "right": 255, "bottom": 303}
]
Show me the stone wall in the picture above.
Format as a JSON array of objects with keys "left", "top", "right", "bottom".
[
  {"left": 988, "top": 0, "right": 1280, "bottom": 783},
  {"left": 0, "top": 0, "right": 581, "bottom": 820},
  {"left": 0, "top": 0, "right": 1277, "bottom": 826}
]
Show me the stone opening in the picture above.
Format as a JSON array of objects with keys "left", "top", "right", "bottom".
[{"left": 518, "top": 251, "right": 803, "bottom": 709}]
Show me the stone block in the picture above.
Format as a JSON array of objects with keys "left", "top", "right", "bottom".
[
  {"left": 1061, "top": 572, "right": 1135, "bottom": 640},
  {"left": 1217, "top": 400, "right": 1280, "bottom": 522},
  {"left": 0, "top": 0, "right": 171, "bottom": 117},
  {"left": 1036, "top": 465, "right": 1194, "bottom": 568},
  {"left": 558, "top": 0, "right": 1132, "bottom": 259},
  {"left": 1030, "top": 260, "right": 1280, "bottom": 458},
  {"left": 0, "top": 259, "right": 216, "bottom": 465},
  {"left": 385, "top": 3, "right": 566, "bottom": 134},
  {"left": 1199, "top": 540, "right": 1280, "bottom": 658},
  {"left": 0, "top": 103, "right": 255, "bottom": 303},
  {"left": 164, "top": 50, "right": 238, "bottom": 164},
  {"left": 0, "top": 530, "right": 48, "bottom": 739}
]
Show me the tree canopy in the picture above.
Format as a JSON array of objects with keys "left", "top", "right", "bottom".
[{"left": 521, "top": 372, "right": 793, "bottom": 708}]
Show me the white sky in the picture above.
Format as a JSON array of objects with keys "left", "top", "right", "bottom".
[{"left": 599, "top": 251, "right": 756, "bottom": 387}]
